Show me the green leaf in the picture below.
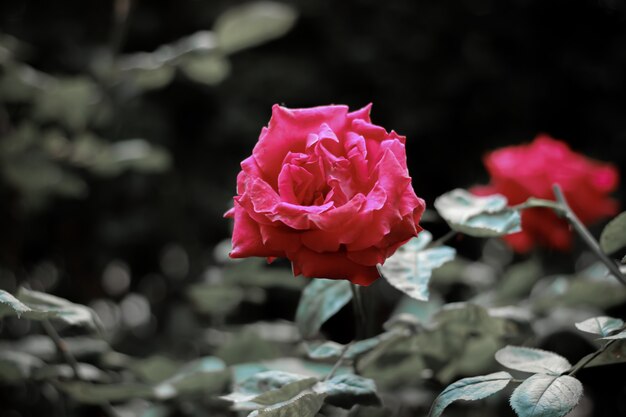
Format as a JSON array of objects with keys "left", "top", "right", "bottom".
[
  {"left": 307, "top": 331, "right": 398, "bottom": 361},
  {"left": 428, "top": 371, "right": 512, "bottom": 417},
  {"left": 0, "top": 351, "right": 44, "bottom": 383},
  {"left": 496, "top": 259, "right": 543, "bottom": 303},
  {"left": 295, "top": 279, "right": 352, "bottom": 339},
  {"left": 34, "top": 363, "right": 108, "bottom": 382},
  {"left": 575, "top": 316, "right": 624, "bottom": 337},
  {"left": 316, "top": 374, "right": 381, "bottom": 409},
  {"left": 215, "top": 328, "right": 282, "bottom": 365},
  {"left": 434, "top": 189, "right": 521, "bottom": 237},
  {"left": 495, "top": 346, "right": 571, "bottom": 375},
  {"left": 601, "top": 329, "right": 626, "bottom": 340},
  {"left": 153, "top": 356, "right": 229, "bottom": 399},
  {"left": 379, "top": 231, "right": 456, "bottom": 301},
  {"left": 510, "top": 374, "right": 583, "bottom": 417},
  {"left": 223, "top": 258, "right": 305, "bottom": 290},
  {"left": 186, "top": 283, "right": 245, "bottom": 316},
  {"left": 215, "top": 1, "right": 298, "bottom": 54},
  {"left": 248, "top": 391, "right": 326, "bottom": 417},
  {"left": 57, "top": 381, "right": 154, "bottom": 404},
  {"left": 179, "top": 53, "right": 231, "bottom": 85},
  {"left": 0, "top": 288, "right": 103, "bottom": 332},
  {"left": 224, "top": 370, "right": 312, "bottom": 401},
  {"left": 580, "top": 340, "right": 626, "bottom": 367},
  {"left": 251, "top": 377, "right": 318, "bottom": 405},
  {"left": 600, "top": 211, "right": 626, "bottom": 255}
]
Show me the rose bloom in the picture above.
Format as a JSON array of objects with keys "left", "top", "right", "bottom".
[
  {"left": 473, "top": 135, "right": 619, "bottom": 252},
  {"left": 225, "top": 104, "right": 425, "bottom": 285}
]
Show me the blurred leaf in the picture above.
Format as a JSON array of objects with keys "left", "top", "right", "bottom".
[
  {"left": 428, "top": 371, "right": 512, "bottom": 417},
  {"left": 0, "top": 62, "right": 50, "bottom": 101},
  {"left": 601, "top": 330, "right": 626, "bottom": 340},
  {"left": 600, "top": 211, "right": 626, "bottom": 255},
  {"left": 252, "top": 377, "right": 318, "bottom": 406},
  {"left": 215, "top": 1, "right": 298, "bottom": 54},
  {"left": 180, "top": 53, "right": 231, "bottom": 85},
  {"left": 32, "top": 76, "right": 101, "bottom": 130},
  {"left": 187, "top": 283, "right": 244, "bottom": 316},
  {"left": 130, "top": 355, "right": 181, "bottom": 383},
  {"left": 223, "top": 258, "right": 305, "bottom": 290},
  {"left": 223, "top": 370, "right": 313, "bottom": 404},
  {"left": 575, "top": 316, "right": 624, "bottom": 337},
  {"left": 34, "top": 363, "right": 109, "bottom": 382},
  {"left": 57, "top": 381, "right": 154, "bottom": 404},
  {"left": 295, "top": 279, "right": 352, "bottom": 339},
  {"left": 0, "top": 335, "right": 108, "bottom": 361},
  {"left": 391, "top": 294, "right": 444, "bottom": 324},
  {"left": 494, "top": 346, "right": 571, "bottom": 375},
  {"left": 510, "top": 374, "right": 582, "bottom": 417},
  {"left": 0, "top": 288, "right": 103, "bottom": 332},
  {"left": 316, "top": 373, "right": 381, "bottom": 409},
  {"left": 434, "top": 189, "right": 521, "bottom": 237},
  {"left": 307, "top": 330, "right": 402, "bottom": 361},
  {"left": 532, "top": 266, "right": 626, "bottom": 311},
  {"left": 17, "top": 287, "right": 104, "bottom": 332},
  {"left": 0, "top": 351, "right": 44, "bottom": 383},
  {"left": 215, "top": 328, "right": 282, "bottom": 365},
  {"left": 248, "top": 391, "right": 325, "bottom": 417},
  {"left": 496, "top": 258, "right": 542, "bottom": 303},
  {"left": 153, "top": 356, "right": 229, "bottom": 399},
  {"left": 380, "top": 231, "right": 456, "bottom": 301}
]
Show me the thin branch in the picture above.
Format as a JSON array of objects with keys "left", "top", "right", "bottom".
[
  {"left": 350, "top": 284, "right": 367, "bottom": 340},
  {"left": 568, "top": 339, "right": 617, "bottom": 376},
  {"left": 428, "top": 229, "right": 457, "bottom": 248},
  {"left": 552, "top": 184, "right": 626, "bottom": 286},
  {"left": 42, "top": 320, "right": 119, "bottom": 417},
  {"left": 324, "top": 342, "right": 353, "bottom": 381}
]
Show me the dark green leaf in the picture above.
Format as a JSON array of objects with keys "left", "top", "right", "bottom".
[
  {"left": 380, "top": 231, "right": 456, "bottom": 301},
  {"left": 186, "top": 283, "right": 244, "bottom": 316},
  {"left": 215, "top": 2, "right": 298, "bottom": 54},
  {"left": 57, "top": 381, "right": 154, "bottom": 404},
  {"left": 248, "top": 391, "right": 325, "bottom": 417},
  {"left": 316, "top": 373, "right": 381, "bottom": 409},
  {"left": 434, "top": 189, "right": 521, "bottom": 237},
  {"left": 428, "top": 371, "right": 512, "bottom": 417},
  {"left": 601, "top": 329, "right": 626, "bottom": 340},
  {"left": 600, "top": 211, "right": 626, "bottom": 255},
  {"left": 0, "top": 351, "right": 44, "bottom": 382},
  {"left": 495, "top": 346, "right": 571, "bottom": 375},
  {"left": 510, "top": 374, "right": 582, "bottom": 417},
  {"left": 575, "top": 316, "right": 624, "bottom": 337},
  {"left": 295, "top": 279, "right": 352, "bottom": 339}
]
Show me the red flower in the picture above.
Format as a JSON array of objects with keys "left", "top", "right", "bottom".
[
  {"left": 473, "top": 135, "right": 619, "bottom": 252},
  {"left": 225, "top": 104, "right": 425, "bottom": 285}
]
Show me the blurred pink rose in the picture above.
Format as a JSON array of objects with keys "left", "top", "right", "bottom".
[
  {"left": 225, "top": 104, "right": 425, "bottom": 285},
  {"left": 474, "top": 135, "right": 619, "bottom": 252}
]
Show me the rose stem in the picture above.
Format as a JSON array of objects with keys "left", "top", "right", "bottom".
[
  {"left": 568, "top": 339, "right": 617, "bottom": 376},
  {"left": 552, "top": 184, "right": 626, "bottom": 286},
  {"left": 350, "top": 284, "right": 367, "bottom": 340},
  {"left": 428, "top": 229, "right": 457, "bottom": 248},
  {"left": 42, "top": 320, "right": 120, "bottom": 417}
]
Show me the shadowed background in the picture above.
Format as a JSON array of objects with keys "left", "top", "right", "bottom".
[{"left": 1, "top": 1, "right": 626, "bottom": 416}]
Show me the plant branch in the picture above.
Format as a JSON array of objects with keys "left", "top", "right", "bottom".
[
  {"left": 552, "top": 184, "right": 626, "bottom": 286},
  {"left": 350, "top": 284, "right": 367, "bottom": 340},
  {"left": 428, "top": 229, "right": 457, "bottom": 248},
  {"left": 42, "top": 320, "right": 119, "bottom": 417},
  {"left": 568, "top": 339, "right": 617, "bottom": 376},
  {"left": 324, "top": 342, "right": 353, "bottom": 381}
]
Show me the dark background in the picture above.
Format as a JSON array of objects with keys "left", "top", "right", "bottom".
[
  {"left": 1, "top": 0, "right": 626, "bottom": 288},
  {"left": 1, "top": 1, "right": 626, "bottom": 415}
]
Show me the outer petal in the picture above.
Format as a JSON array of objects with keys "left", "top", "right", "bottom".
[
  {"left": 229, "top": 202, "right": 284, "bottom": 258},
  {"left": 288, "top": 247, "right": 381, "bottom": 286}
]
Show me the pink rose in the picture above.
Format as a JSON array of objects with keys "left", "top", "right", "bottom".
[
  {"left": 473, "top": 135, "right": 619, "bottom": 252},
  {"left": 225, "top": 104, "right": 426, "bottom": 285}
]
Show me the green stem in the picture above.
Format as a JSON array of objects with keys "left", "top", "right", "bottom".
[
  {"left": 42, "top": 320, "right": 120, "bottom": 417},
  {"left": 428, "top": 229, "right": 457, "bottom": 248},
  {"left": 552, "top": 184, "right": 626, "bottom": 286},
  {"left": 350, "top": 284, "right": 367, "bottom": 340},
  {"left": 568, "top": 339, "right": 617, "bottom": 376}
]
